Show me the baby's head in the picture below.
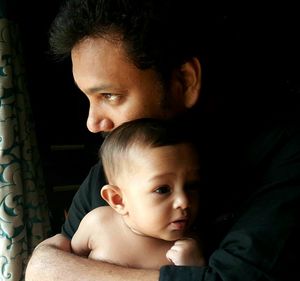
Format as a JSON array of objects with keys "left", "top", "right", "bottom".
[
  {"left": 99, "top": 118, "right": 198, "bottom": 185},
  {"left": 99, "top": 118, "right": 201, "bottom": 241}
]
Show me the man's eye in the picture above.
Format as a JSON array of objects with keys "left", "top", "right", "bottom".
[
  {"left": 155, "top": 186, "right": 171, "bottom": 194},
  {"left": 102, "top": 93, "right": 119, "bottom": 101}
]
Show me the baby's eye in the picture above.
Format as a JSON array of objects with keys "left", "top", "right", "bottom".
[{"left": 154, "top": 186, "right": 171, "bottom": 194}]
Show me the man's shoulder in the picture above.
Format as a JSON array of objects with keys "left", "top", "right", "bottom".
[
  {"left": 74, "top": 161, "right": 108, "bottom": 209},
  {"left": 81, "top": 161, "right": 106, "bottom": 191}
]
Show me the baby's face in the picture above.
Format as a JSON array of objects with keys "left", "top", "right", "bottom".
[{"left": 119, "top": 143, "right": 201, "bottom": 241}]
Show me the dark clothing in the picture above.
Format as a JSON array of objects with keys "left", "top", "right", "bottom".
[
  {"left": 62, "top": 161, "right": 108, "bottom": 238},
  {"left": 62, "top": 116, "right": 300, "bottom": 281}
]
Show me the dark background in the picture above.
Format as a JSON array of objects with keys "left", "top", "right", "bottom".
[
  {"left": 9, "top": 1, "right": 101, "bottom": 233},
  {"left": 7, "top": 3, "right": 300, "bottom": 233}
]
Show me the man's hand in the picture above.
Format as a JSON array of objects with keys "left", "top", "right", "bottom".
[{"left": 166, "top": 238, "right": 205, "bottom": 266}]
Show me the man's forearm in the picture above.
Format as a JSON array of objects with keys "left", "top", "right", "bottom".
[{"left": 25, "top": 235, "right": 159, "bottom": 281}]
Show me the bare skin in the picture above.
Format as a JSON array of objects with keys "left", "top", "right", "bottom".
[
  {"left": 25, "top": 234, "right": 159, "bottom": 281},
  {"left": 71, "top": 144, "right": 204, "bottom": 269}
]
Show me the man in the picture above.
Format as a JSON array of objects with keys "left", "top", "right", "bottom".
[{"left": 25, "top": 1, "right": 300, "bottom": 280}]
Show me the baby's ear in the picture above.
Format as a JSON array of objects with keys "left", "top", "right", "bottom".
[{"left": 101, "top": 184, "right": 127, "bottom": 215}]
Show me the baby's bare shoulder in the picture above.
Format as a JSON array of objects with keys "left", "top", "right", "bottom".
[{"left": 82, "top": 206, "right": 115, "bottom": 226}]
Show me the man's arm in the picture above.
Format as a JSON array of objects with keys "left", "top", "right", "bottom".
[{"left": 25, "top": 234, "right": 159, "bottom": 281}]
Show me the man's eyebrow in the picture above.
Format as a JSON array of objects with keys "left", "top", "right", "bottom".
[
  {"left": 86, "top": 86, "right": 112, "bottom": 94},
  {"left": 73, "top": 80, "right": 114, "bottom": 94}
]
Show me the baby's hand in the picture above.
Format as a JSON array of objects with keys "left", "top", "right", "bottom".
[{"left": 166, "top": 238, "right": 205, "bottom": 266}]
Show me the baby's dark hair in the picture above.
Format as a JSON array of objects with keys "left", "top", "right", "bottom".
[{"left": 99, "top": 118, "right": 197, "bottom": 183}]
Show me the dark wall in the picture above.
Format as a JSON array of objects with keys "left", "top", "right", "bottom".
[
  {"left": 15, "top": 1, "right": 93, "bottom": 145},
  {"left": 10, "top": 1, "right": 100, "bottom": 233}
]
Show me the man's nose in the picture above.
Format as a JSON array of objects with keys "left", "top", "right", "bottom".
[{"left": 86, "top": 105, "right": 114, "bottom": 133}]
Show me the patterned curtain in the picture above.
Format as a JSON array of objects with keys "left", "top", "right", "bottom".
[{"left": 0, "top": 3, "right": 52, "bottom": 281}]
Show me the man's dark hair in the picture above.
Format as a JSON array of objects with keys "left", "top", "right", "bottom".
[{"left": 49, "top": 0, "right": 208, "bottom": 83}]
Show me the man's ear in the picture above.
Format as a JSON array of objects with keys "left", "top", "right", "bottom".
[
  {"left": 180, "top": 57, "right": 201, "bottom": 108},
  {"left": 101, "top": 184, "right": 127, "bottom": 215}
]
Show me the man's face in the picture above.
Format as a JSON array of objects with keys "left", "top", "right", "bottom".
[{"left": 71, "top": 37, "right": 186, "bottom": 133}]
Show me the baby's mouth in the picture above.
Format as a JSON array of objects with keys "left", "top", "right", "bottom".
[{"left": 170, "top": 218, "right": 189, "bottom": 230}]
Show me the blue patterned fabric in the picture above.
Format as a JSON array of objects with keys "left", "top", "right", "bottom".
[{"left": 0, "top": 14, "right": 51, "bottom": 281}]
